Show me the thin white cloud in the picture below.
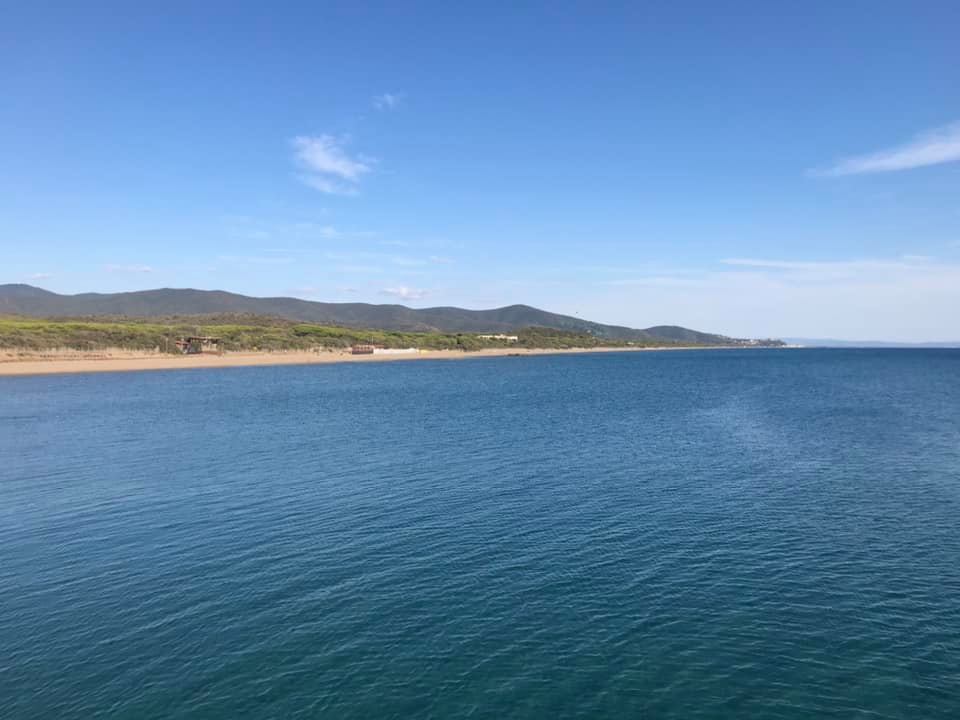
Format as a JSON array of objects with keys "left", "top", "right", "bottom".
[
  {"left": 261, "top": 222, "right": 376, "bottom": 240},
  {"left": 293, "top": 286, "right": 364, "bottom": 302},
  {"left": 310, "top": 225, "right": 342, "bottom": 239},
  {"left": 583, "top": 254, "right": 960, "bottom": 342},
  {"left": 338, "top": 254, "right": 454, "bottom": 268},
  {"left": 391, "top": 257, "right": 427, "bottom": 267},
  {"left": 602, "top": 276, "right": 699, "bottom": 288},
  {"left": 327, "top": 250, "right": 430, "bottom": 273},
  {"left": 292, "top": 135, "right": 372, "bottom": 195},
  {"left": 217, "top": 255, "right": 293, "bottom": 265},
  {"left": 720, "top": 256, "right": 935, "bottom": 273},
  {"left": 373, "top": 92, "right": 403, "bottom": 110},
  {"left": 817, "top": 121, "right": 960, "bottom": 176},
  {"left": 336, "top": 264, "right": 385, "bottom": 274},
  {"left": 28, "top": 272, "right": 53, "bottom": 280},
  {"left": 105, "top": 264, "right": 153, "bottom": 273},
  {"left": 381, "top": 286, "right": 429, "bottom": 301},
  {"left": 723, "top": 258, "right": 816, "bottom": 270},
  {"left": 300, "top": 175, "right": 359, "bottom": 196}
]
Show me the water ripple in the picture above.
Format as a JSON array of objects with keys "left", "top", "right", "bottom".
[{"left": 2, "top": 349, "right": 960, "bottom": 718}]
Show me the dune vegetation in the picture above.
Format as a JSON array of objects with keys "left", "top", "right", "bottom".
[{"left": 0, "top": 315, "right": 692, "bottom": 354}]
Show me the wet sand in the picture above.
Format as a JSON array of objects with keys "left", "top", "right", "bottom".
[{"left": 0, "top": 346, "right": 716, "bottom": 377}]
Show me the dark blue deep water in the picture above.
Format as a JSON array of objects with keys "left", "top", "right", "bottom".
[{"left": 2, "top": 349, "right": 960, "bottom": 719}]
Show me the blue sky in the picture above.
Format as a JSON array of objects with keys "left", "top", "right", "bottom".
[{"left": 2, "top": 2, "right": 959, "bottom": 340}]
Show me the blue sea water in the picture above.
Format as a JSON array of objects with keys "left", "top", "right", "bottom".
[{"left": 2, "top": 349, "right": 960, "bottom": 719}]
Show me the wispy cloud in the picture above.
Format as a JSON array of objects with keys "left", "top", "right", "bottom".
[
  {"left": 217, "top": 254, "right": 293, "bottom": 265},
  {"left": 381, "top": 286, "right": 429, "bottom": 301},
  {"left": 323, "top": 250, "right": 443, "bottom": 274},
  {"left": 391, "top": 256, "right": 427, "bottom": 267},
  {"left": 356, "top": 254, "right": 454, "bottom": 268},
  {"left": 588, "top": 255, "right": 960, "bottom": 342},
  {"left": 301, "top": 175, "right": 359, "bottom": 196},
  {"left": 105, "top": 264, "right": 153, "bottom": 273},
  {"left": 720, "top": 256, "right": 935, "bottom": 273},
  {"left": 294, "top": 285, "right": 366, "bottom": 302},
  {"left": 28, "top": 272, "right": 53, "bottom": 280},
  {"left": 292, "top": 224, "right": 345, "bottom": 239},
  {"left": 292, "top": 135, "right": 372, "bottom": 195},
  {"left": 817, "top": 121, "right": 960, "bottom": 176},
  {"left": 336, "top": 264, "right": 385, "bottom": 274},
  {"left": 232, "top": 221, "right": 377, "bottom": 241},
  {"left": 373, "top": 92, "right": 403, "bottom": 111},
  {"left": 602, "top": 275, "right": 699, "bottom": 288}
]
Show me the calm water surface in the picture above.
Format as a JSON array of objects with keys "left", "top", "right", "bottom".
[{"left": 2, "top": 349, "right": 959, "bottom": 718}]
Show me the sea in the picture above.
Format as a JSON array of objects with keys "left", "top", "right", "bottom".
[{"left": 2, "top": 349, "right": 959, "bottom": 719}]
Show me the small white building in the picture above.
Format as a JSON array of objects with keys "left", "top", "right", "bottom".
[
  {"left": 372, "top": 347, "right": 419, "bottom": 355},
  {"left": 477, "top": 334, "right": 519, "bottom": 342}
]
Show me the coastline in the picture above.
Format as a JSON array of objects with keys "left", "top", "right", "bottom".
[{"left": 0, "top": 345, "right": 732, "bottom": 377}]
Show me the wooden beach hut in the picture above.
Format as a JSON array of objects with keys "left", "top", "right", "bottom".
[{"left": 175, "top": 336, "right": 222, "bottom": 355}]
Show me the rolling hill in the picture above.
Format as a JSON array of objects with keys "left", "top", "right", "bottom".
[{"left": 0, "top": 284, "right": 736, "bottom": 344}]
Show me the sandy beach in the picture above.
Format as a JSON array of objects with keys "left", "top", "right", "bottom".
[{"left": 0, "top": 346, "right": 720, "bottom": 377}]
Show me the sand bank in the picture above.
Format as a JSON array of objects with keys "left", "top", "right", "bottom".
[{"left": 0, "top": 346, "right": 724, "bottom": 377}]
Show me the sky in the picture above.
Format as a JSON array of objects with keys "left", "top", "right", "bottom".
[{"left": 2, "top": 2, "right": 959, "bottom": 341}]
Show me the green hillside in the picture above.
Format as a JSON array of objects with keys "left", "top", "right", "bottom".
[{"left": 0, "top": 284, "right": 739, "bottom": 344}]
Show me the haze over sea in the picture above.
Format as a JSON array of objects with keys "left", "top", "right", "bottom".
[{"left": 3, "top": 349, "right": 959, "bottom": 719}]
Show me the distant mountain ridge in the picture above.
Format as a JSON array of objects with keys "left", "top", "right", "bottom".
[
  {"left": 784, "top": 338, "right": 960, "bottom": 348},
  {"left": 0, "top": 284, "right": 735, "bottom": 344}
]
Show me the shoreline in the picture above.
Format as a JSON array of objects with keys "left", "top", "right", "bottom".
[{"left": 0, "top": 345, "right": 740, "bottom": 377}]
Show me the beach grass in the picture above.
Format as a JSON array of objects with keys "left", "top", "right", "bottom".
[{"left": 0, "top": 315, "right": 681, "bottom": 355}]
